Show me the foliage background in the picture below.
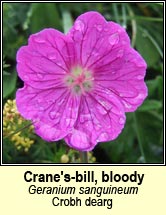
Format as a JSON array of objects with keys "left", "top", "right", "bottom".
[{"left": 2, "top": 2, "right": 164, "bottom": 164}]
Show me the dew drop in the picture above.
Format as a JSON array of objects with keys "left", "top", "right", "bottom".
[
  {"left": 108, "top": 33, "right": 119, "bottom": 45},
  {"left": 24, "top": 75, "right": 29, "bottom": 81},
  {"left": 80, "top": 116, "right": 85, "bottom": 123},
  {"left": 36, "top": 73, "right": 44, "bottom": 79},
  {"left": 27, "top": 86, "right": 33, "bottom": 93},
  {"left": 56, "top": 61, "right": 62, "bottom": 66},
  {"left": 39, "top": 106, "right": 44, "bottom": 111},
  {"left": 119, "top": 117, "right": 125, "bottom": 125},
  {"left": 65, "top": 118, "right": 71, "bottom": 127},
  {"left": 117, "top": 49, "right": 124, "bottom": 58},
  {"left": 97, "top": 104, "right": 107, "bottom": 115},
  {"left": 75, "top": 20, "right": 85, "bottom": 31},
  {"left": 48, "top": 52, "right": 56, "bottom": 60},
  {"left": 34, "top": 35, "right": 46, "bottom": 43},
  {"left": 94, "top": 124, "right": 102, "bottom": 131},
  {"left": 123, "top": 101, "right": 132, "bottom": 109},
  {"left": 91, "top": 50, "right": 99, "bottom": 57},
  {"left": 104, "top": 27, "right": 109, "bottom": 32},
  {"left": 68, "top": 107, "right": 72, "bottom": 112},
  {"left": 57, "top": 99, "right": 65, "bottom": 106},
  {"left": 137, "top": 75, "right": 144, "bottom": 80},
  {"left": 97, "top": 132, "right": 109, "bottom": 141},
  {"left": 96, "top": 24, "right": 103, "bottom": 32},
  {"left": 47, "top": 99, "right": 54, "bottom": 105},
  {"left": 49, "top": 111, "right": 57, "bottom": 120},
  {"left": 136, "top": 93, "right": 144, "bottom": 100},
  {"left": 104, "top": 89, "right": 111, "bottom": 95},
  {"left": 80, "top": 114, "right": 91, "bottom": 123},
  {"left": 99, "top": 100, "right": 111, "bottom": 110},
  {"left": 37, "top": 98, "right": 42, "bottom": 103}
]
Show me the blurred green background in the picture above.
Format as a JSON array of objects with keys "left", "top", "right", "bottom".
[{"left": 3, "top": 2, "right": 164, "bottom": 164}]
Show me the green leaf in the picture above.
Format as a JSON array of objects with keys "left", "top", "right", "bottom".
[
  {"left": 30, "top": 3, "right": 62, "bottom": 33},
  {"left": 137, "top": 99, "right": 162, "bottom": 112},
  {"left": 157, "top": 76, "right": 163, "bottom": 100},
  {"left": 146, "top": 76, "right": 163, "bottom": 100},
  {"left": 136, "top": 27, "right": 161, "bottom": 67},
  {"left": 133, "top": 111, "right": 163, "bottom": 163},
  {"left": 3, "top": 71, "right": 17, "bottom": 98}
]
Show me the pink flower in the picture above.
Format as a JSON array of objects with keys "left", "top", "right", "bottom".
[{"left": 16, "top": 11, "right": 147, "bottom": 151}]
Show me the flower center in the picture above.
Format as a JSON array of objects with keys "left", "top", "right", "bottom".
[{"left": 64, "top": 66, "right": 94, "bottom": 94}]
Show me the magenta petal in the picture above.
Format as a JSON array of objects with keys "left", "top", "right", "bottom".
[
  {"left": 17, "top": 28, "right": 75, "bottom": 89},
  {"left": 16, "top": 84, "right": 80, "bottom": 141},
  {"left": 68, "top": 11, "right": 130, "bottom": 68},
  {"left": 64, "top": 87, "right": 126, "bottom": 151},
  {"left": 94, "top": 48, "right": 148, "bottom": 111}
]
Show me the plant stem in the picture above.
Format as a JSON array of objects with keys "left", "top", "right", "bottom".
[
  {"left": 80, "top": 151, "right": 88, "bottom": 163},
  {"left": 127, "top": 4, "right": 137, "bottom": 47},
  {"left": 113, "top": 3, "right": 120, "bottom": 24},
  {"left": 3, "top": 121, "right": 34, "bottom": 139}
]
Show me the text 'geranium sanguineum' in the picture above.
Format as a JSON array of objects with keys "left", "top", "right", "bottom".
[{"left": 16, "top": 11, "right": 148, "bottom": 151}]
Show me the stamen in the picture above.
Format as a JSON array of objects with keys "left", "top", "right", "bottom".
[{"left": 64, "top": 66, "right": 94, "bottom": 94}]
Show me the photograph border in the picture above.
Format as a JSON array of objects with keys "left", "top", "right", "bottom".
[{"left": 1, "top": 0, "right": 165, "bottom": 166}]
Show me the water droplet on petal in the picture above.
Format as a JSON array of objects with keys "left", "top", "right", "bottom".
[
  {"left": 123, "top": 101, "right": 132, "bottom": 109},
  {"left": 49, "top": 111, "right": 58, "bottom": 120},
  {"left": 48, "top": 52, "right": 56, "bottom": 60},
  {"left": 65, "top": 118, "right": 75, "bottom": 127},
  {"left": 75, "top": 20, "right": 85, "bottom": 31},
  {"left": 91, "top": 49, "right": 99, "bottom": 57},
  {"left": 36, "top": 73, "right": 44, "bottom": 79},
  {"left": 117, "top": 49, "right": 124, "bottom": 58},
  {"left": 47, "top": 99, "right": 54, "bottom": 105},
  {"left": 97, "top": 104, "right": 107, "bottom": 115},
  {"left": 94, "top": 124, "right": 102, "bottom": 131},
  {"left": 136, "top": 93, "right": 145, "bottom": 100},
  {"left": 96, "top": 24, "right": 103, "bottom": 31},
  {"left": 108, "top": 33, "right": 119, "bottom": 45},
  {"left": 137, "top": 75, "right": 144, "bottom": 80},
  {"left": 97, "top": 132, "right": 109, "bottom": 142},
  {"left": 80, "top": 114, "right": 91, "bottom": 123},
  {"left": 57, "top": 99, "right": 65, "bottom": 106},
  {"left": 99, "top": 100, "right": 111, "bottom": 110},
  {"left": 34, "top": 35, "right": 46, "bottom": 43},
  {"left": 56, "top": 61, "right": 62, "bottom": 66},
  {"left": 39, "top": 106, "right": 44, "bottom": 111},
  {"left": 65, "top": 118, "right": 71, "bottom": 127},
  {"left": 68, "top": 107, "right": 72, "bottom": 112},
  {"left": 24, "top": 75, "right": 29, "bottom": 81},
  {"left": 80, "top": 116, "right": 85, "bottom": 123},
  {"left": 104, "top": 89, "right": 111, "bottom": 95},
  {"left": 119, "top": 117, "right": 125, "bottom": 125},
  {"left": 104, "top": 27, "right": 109, "bottom": 32}
]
